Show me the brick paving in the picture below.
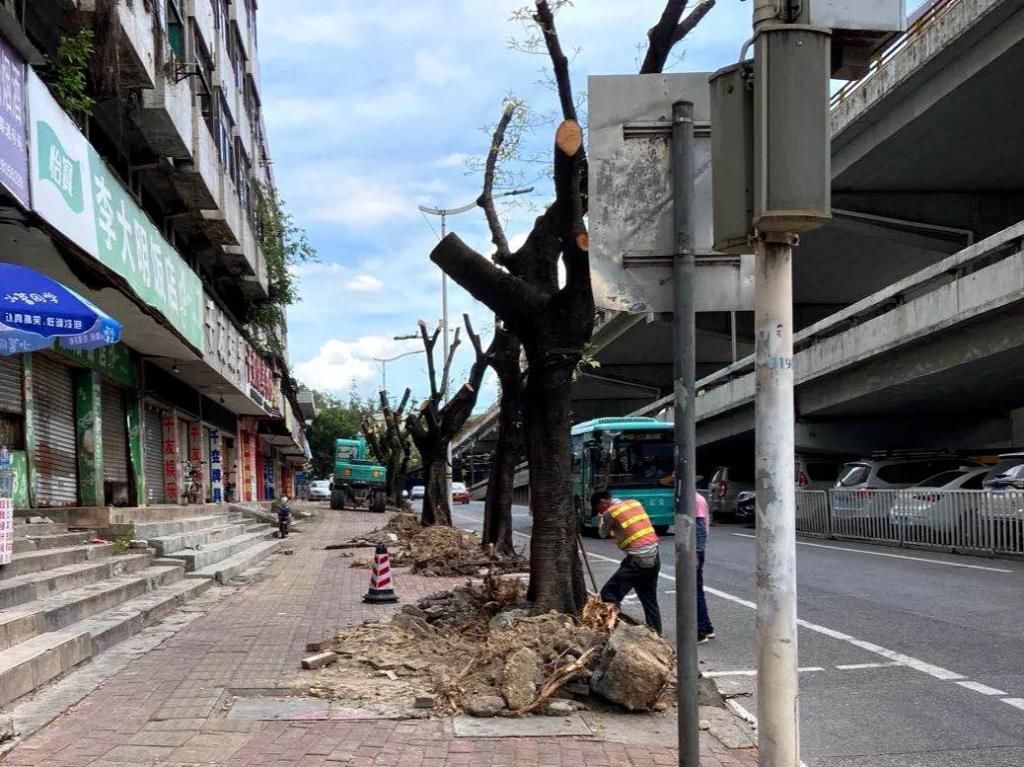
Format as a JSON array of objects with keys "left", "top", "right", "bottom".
[{"left": 1, "top": 506, "right": 757, "bottom": 766}]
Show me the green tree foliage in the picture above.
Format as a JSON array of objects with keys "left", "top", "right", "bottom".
[
  {"left": 249, "top": 184, "right": 318, "bottom": 351},
  {"left": 304, "top": 390, "right": 370, "bottom": 479},
  {"left": 46, "top": 30, "right": 96, "bottom": 125}
]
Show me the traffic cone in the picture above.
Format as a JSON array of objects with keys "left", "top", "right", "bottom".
[{"left": 363, "top": 543, "right": 399, "bottom": 603}]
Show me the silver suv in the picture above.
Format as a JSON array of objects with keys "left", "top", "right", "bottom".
[{"left": 833, "top": 457, "right": 981, "bottom": 520}]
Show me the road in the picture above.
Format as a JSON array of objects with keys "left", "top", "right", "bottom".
[{"left": 444, "top": 499, "right": 1024, "bottom": 767}]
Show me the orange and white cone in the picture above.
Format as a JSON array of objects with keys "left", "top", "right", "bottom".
[{"left": 363, "top": 543, "right": 399, "bottom": 603}]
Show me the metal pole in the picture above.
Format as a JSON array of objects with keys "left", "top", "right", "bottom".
[
  {"left": 754, "top": 238, "right": 800, "bottom": 766},
  {"left": 441, "top": 213, "right": 453, "bottom": 510},
  {"left": 381, "top": 360, "right": 387, "bottom": 394},
  {"left": 671, "top": 99, "right": 699, "bottom": 767}
]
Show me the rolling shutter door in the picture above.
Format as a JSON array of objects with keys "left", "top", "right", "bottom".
[
  {"left": 31, "top": 355, "right": 78, "bottom": 507},
  {"left": 101, "top": 381, "right": 129, "bottom": 484},
  {"left": 0, "top": 356, "right": 22, "bottom": 415},
  {"left": 143, "top": 404, "right": 166, "bottom": 504}
]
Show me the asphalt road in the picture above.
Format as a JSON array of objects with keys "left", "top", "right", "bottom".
[{"left": 443, "top": 500, "right": 1024, "bottom": 767}]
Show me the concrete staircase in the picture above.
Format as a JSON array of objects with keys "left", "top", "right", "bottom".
[
  {"left": 0, "top": 508, "right": 280, "bottom": 708},
  {"left": 0, "top": 521, "right": 210, "bottom": 707},
  {"left": 141, "top": 508, "right": 281, "bottom": 585}
]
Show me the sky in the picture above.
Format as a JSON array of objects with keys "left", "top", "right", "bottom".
[{"left": 257, "top": 0, "right": 929, "bottom": 411}]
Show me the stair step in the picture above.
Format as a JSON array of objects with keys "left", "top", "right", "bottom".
[
  {"left": 12, "top": 532, "right": 91, "bottom": 555},
  {"left": 131, "top": 513, "right": 242, "bottom": 540},
  {"left": 0, "top": 579, "right": 211, "bottom": 707},
  {"left": 0, "top": 628, "right": 92, "bottom": 707},
  {"left": 0, "top": 553, "right": 152, "bottom": 611},
  {"left": 0, "top": 566, "right": 184, "bottom": 651},
  {"left": 148, "top": 522, "right": 250, "bottom": 557},
  {"left": 0, "top": 543, "right": 116, "bottom": 582},
  {"left": 186, "top": 539, "right": 281, "bottom": 584},
  {"left": 12, "top": 521, "right": 67, "bottom": 538},
  {"left": 167, "top": 529, "right": 277, "bottom": 572}
]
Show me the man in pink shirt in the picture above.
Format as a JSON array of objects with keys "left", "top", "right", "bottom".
[{"left": 696, "top": 492, "right": 715, "bottom": 643}]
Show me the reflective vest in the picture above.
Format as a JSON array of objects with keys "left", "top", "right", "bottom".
[{"left": 608, "top": 499, "right": 658, "bottom": 551}]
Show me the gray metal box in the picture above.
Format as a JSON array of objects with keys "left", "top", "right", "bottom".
[
  {"left": 753, "top": 24, "right": 832, "bottom": 235},
  {"left": 799, "top": 0, "right": 907, "bottom": 78},
  {"left": 709, "top": 63, "right": 754, "bottom": 255}
]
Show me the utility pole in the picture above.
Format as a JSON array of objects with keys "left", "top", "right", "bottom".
[
  {"left": 373, "top": 349, "right": 423, "bottom": 397},
  {"left": 671, "top": 100, "right": 699, "bottom": 767},
  {"left": 419, "top": 186, "right": 532, "bottom": 510}
]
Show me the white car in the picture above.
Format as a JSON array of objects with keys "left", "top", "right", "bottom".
[
  {"left": 410, "top": 485, "right": 425, "bottom": 500},
  {"left": 308, "top": 480, "right": 331, "bottom": 501},
  {"left": 888, "top": 468, "right": 988, "bottom": 534}
]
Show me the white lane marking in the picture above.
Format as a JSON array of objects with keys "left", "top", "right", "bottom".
[
  {"left": 957, "top": 681, "right": 1008, "bottom": 696},
  {"left": 730, "top": 533, "right": 1012, "bottom": 573},
  {"left": 705, "top": 667, "right": 824, "bottom": 678},
  {"left": 834, "top": 662, "right": 903, "bottom": 671},
  {"left": 1000, "top": 698, "right": 1024, "bottom": 711},
  {"left": 585, "top": 548, "right": 968, "bottom": 682}
]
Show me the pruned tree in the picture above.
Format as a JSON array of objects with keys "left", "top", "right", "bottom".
[
  {"left": 430, "top": 0, "right": 715, "bottom": 613},
  {"left": 407, "top": 315, "right": 488, "bottom": 527},
  {"left": 362, "top": 387, "right": 413, "bottom": 507}
]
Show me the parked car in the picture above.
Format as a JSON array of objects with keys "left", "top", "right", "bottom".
[
  {"left": 452, "top": 482, "right": 471, "bottom": 504},
  {"left": 833, "top": 456, "right": 981, "bottom": 521},
  {"left": 410, "top": 485, "right": 426, "bottom": 500},
  {"left": 888, "top": 467, "right": 989, "bottom": 534},
  {"left": 979, "top": 453, "right": 1024, "bottom": 526},
  {"left": 707, "top": 465, "right": 755, "bottom": 520},
  {"left": 734, "top": 491, "right": 756, "bottom": 523},
  {"left": 308, "top": 480, "right": 331, "bottom": 501}
]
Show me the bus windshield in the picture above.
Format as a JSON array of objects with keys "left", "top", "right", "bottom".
[{"left": 605, "top": 432, "right": 674, "bottom": 488}]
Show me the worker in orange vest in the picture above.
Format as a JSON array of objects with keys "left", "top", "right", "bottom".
[{"left": 594, "top": 490, "right": 662, "bottom": 634}]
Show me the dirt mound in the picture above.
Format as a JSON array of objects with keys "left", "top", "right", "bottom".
[
  {"left": 299, "top": 573, "right": 672, "bottom": 717},
  {"left": 335, "top": 513, "right": 527, "bottom": 577}
]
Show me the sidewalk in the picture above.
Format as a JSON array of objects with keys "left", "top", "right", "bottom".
[{"left": 1, "top": 506, "right": 758, "bottom": 767}]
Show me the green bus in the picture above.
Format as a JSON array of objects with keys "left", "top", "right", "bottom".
[{"left": 571, "top": 417, "right": 675, "bottom": 536}]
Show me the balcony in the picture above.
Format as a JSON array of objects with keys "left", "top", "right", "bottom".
[
  {"left": 230, "top": 216, "right": 269, "bottom": 299},
  {"left": 230, "top": 0, "right": 253, "bottom": 60},
  {"left": 77, "top": 0, "right": 156, "bottom": 88},
  {"left": 137, "top": 70, "right": 193, "bottom": 160},
  {"left": 201, "top": 175, "right": 243, "bottom": 247},
  {"left": 171, "top": 110, "right": 221, "bottom": 210},
  {"left": 236, "top": 102, "right": 253, "bottom": 162},
  {"left": 189, "top": 0, "right": 216, "bottom": 53}
]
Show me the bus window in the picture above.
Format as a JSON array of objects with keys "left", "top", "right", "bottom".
[{"left": 608, "top": 435, "right": 674, "bottom": 488}]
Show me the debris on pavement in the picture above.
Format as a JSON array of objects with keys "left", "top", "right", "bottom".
[
  {"left": 301, "top": 651, "right": 338, "bottom": 670},
  {"left": 298, "top": 572, "right": 677, "bottom": 718},
  {"left": 329, "top": 512, "right": 527, "bottom": 577}
]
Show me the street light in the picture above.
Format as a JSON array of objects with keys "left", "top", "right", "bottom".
[
  {"left": 372, "top": 349, "right": 423, "bottom": 394},
  {"left": 418, "top": 185, "right": 533, "bottom": 507}
]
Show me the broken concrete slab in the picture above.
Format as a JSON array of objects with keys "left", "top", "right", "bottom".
[
  {"left": 700, "top": 705, "right": 757, "bottom": 749},
  {"left": 452, "top": 713, "right": 592, "bottom": 738},
  {"left": 301, "top": 651, "right": 338, "bottom": 670},
  {"left": 227, "top": 697, "right": 330, "bottom": 721}
]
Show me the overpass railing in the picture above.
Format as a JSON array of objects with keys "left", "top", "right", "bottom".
[
  {"left": 794, "top": 489, "right": 1024, "bottom": 556},
  {"left": 831, "top": 0, "right": 967, "bottom": 109}
]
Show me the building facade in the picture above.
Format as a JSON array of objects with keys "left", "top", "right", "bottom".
[{"left": 0, "top": 0, "right": 310, "bottom": 512}]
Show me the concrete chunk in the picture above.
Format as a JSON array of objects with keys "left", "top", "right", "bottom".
[{"left": 301, "top": 651, "right": 338, "bottom": 670}]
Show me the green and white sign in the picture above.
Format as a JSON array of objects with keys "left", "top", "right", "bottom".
[{"left": 27, "top": 71, "right": 204, "bottom": 352}]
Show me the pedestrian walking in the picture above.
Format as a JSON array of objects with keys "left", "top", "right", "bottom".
[
  {"left": 273, "top": 496, "right": 292, "bottom": 538},
  {"left": 696, "top": 490, "right": 715, "bottom": 643},
  {"left": 594, "top": 490, "right": 662, "bottom": 634}
]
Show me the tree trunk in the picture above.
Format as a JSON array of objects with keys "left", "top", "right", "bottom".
[
  {"left": 420, "top": 452, "right": 451, "bottom": 527},
  {"left": 523, "top": 361, "right": 586, "bottom": 614},
  {"left": 482, "top": 395, "right": 520, "bottom": 556}
]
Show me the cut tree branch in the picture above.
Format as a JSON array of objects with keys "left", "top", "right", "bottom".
[
  {"left": 479, "top": 101, "right": 516, "bottom": 263},
  {"left": 533, "top": 1, "right": 577, "bottom": 123},
  {"left": 430, "top": 233, "right": 543, "bottom": 336},
  {"left": 418, "top": 319, "right": 442, "bottom": 403},
  {"left": 640, "top": 0, "right": 716, "bottom": 74},
  {"left": 438, "top": 327, "right": 463, "bottom": 402}
]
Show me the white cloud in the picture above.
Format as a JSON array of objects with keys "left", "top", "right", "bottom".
[
  {"left": 295, "top": 336, "right": 401, "bottom": 393},
  {"left": 414, "top": 48, "right": 469, "bottom": 86},
  {"left": 345, "top": 274, "right": 385, "bottom": 293}
]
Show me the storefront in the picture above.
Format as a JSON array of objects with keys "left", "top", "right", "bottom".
[
  {"left": 143, "top": 401, "right": 167, "bottom": 504},
  {"left": 28, "top": 354, "right": 78, "bottom": 507},
  {"left": 100, "top": 379, "right": 132, "bottom": 506}
]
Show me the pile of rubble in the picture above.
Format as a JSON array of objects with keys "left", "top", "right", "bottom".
[
  {"left": 331, "top": 513, "right": 527, "bottom": 577},
  {"left": 299, "top": 573, "right": 675, "bottom": 717}
]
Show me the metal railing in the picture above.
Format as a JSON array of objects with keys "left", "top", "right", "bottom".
[
  {"left": 794, "top": 488, "right": 1024, "bottom": 556},
  {"left": 831, "top": 0, "right": 967, "bottom": 108}
]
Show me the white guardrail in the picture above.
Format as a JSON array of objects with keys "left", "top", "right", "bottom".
[{"left": 795, "top": 489, "right": 1024, "bottom": 556}]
